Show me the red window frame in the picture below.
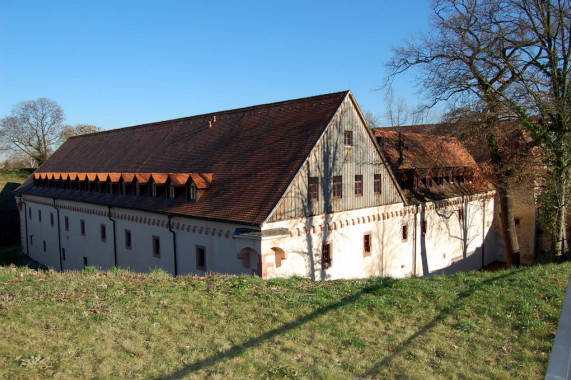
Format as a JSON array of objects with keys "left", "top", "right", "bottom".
[
  {"left": 355, "top": 175, "right": 363, "bottom": 196},
  {"left": 322, "top": 243, "right": 332, "bottom": 269},
  {"left": 309, "top": 177, "right": 319, "bottom": 202},
  {"left": 363, "top": 233, "right": 371, "bottom": 256},
  {"left": 332, "top": 176, "right": 342, "bottom": 199},
  {"left": 374, "top": 174, "right": 381, "bottom": 194}
]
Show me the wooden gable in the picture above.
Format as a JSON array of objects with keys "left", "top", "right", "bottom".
[{"left": 266, "top": 93, "right": 404, "bottom": 223}]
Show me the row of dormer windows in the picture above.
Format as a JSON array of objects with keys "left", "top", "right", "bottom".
[{"left": 33, "top": 178, "right": 198, "bottom": 202}]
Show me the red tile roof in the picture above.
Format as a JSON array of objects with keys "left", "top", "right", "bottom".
[
  {"left": 372, "top": 129, "right": 477, "bottom": 170},
  {"left": 18, "top": 91, "right": 350, "bottom": 225}
]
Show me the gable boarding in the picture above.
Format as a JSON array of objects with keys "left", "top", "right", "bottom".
[{"left": 267, "top": 97, "right": 402, "bottom": 223}]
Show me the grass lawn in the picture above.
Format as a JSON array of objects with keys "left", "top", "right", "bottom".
[{"left": 0, "top": 261, "right": 569, "bottom": 379}]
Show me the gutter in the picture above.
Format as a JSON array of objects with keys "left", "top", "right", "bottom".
[
  {"left": 168, "top": 214, "right": 178, "bottom": 276},
  {"left": 53, "top": 198, "right": 63, "bottom": 271},
  {"left": 108, "top": 206, "right": 118, "bottom": 267}
]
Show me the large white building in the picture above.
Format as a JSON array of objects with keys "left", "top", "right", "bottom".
[{"left": 15, "top": 91, "right": 497, "bottom": 279}]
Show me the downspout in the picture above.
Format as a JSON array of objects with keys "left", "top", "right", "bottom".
[
  {"left": 19, "top": 195, "right": 30, "bottom": 257},
  {"left": 108, "top": 206, "right": 118, "bottom": 267},
  {"left": 53, "top": 198, "right": 63, "bottom": 271},
  {"left": 482, "top": 198, "right": 486, "bottom": 269},
  {"left": 413, "top": 205, "right": 417, "bottom": 276},
  {"left": 168, "top": 214, "right": 178, "bottom": 276}
]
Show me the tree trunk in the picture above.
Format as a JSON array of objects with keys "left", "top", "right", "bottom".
[
  {"left": 497, "top": 181, "right": 521, "bottom": 267},
  {"left": 553, "top": 172, "right": 568, "bottom": 259}
]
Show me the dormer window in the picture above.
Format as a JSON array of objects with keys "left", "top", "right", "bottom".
[
  {"left": 167, "top": 182, "right": 175, "bottom": 199},
  {"left": 187, "top": 182, "right": 197, "bottom": 202},
  {"left": 426, "top": 173, "right": 433, "bottom": 188}
]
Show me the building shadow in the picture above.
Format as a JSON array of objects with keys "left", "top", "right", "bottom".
[{"left": 0, "top": 182, "right": 21, "bottom": 246}]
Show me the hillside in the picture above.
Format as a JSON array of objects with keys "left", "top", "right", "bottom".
[{"left": 0, "top": 262, "right": 569, "bottom": 379}]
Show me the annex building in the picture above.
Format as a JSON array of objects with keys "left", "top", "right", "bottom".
[{"left": 15, "top": 91, "right": 497, "bottom": 279}]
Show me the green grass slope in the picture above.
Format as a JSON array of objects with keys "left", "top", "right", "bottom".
[{"left": 0, "top": 263, "right": 569, "bottom": 379}]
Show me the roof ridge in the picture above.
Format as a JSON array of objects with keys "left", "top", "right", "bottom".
[{"left": 69, "top": 90, "right": 350, "bottom": 140}]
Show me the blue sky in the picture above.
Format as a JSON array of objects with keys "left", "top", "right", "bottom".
[{"left": 0, "top": 1, "right": 432, "bottom": 130}]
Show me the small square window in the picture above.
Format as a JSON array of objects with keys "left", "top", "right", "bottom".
[
  {"left": 355, "top": 175, "right": 363, "bottom": 196},
  {"left": 374, "top": 174, "right": 381, "bottom": 194},
  {"left": 38, "top": 210, "right": 42, "bottom": 223},
  {"left": 402, "top": 225, "right": 408, "bottom": 242},
  {"left": 309, "top": 177, "right": 319, "bottom": 202},
  {"left": 344, "top": 130, "right": 353, "bottom": 147},
  {"left": 28, "top": 207, "right": 32, "bottom": 220},
  {"left": 50, "top": 212, "right": 54, "bottom": 227},
  {"left": 64, "top": 216, "right": 69, "bottom": 231},
  {"left": 125, "top": 230, "right": 132, "bottom": 250},
  {"left": 196, "top": 246, "right": 206, "bottom": 271},
  {"left": 514, "top": 218, "right": 521, "bottom": 226},
  {"left": 152, "top": 236, "right": 160, "bottom": 258},
  {"left": 363, "top": 233, "right": 371, "bottom": 257},
  {"left": 333, "top": 176, "right": 342, "bottom": 199},
  {"left": 80, "top": 219, "right": 86, "bottom": 236},
  {"left": 100, "top": 224, "right": 107, "bottom": 242}
]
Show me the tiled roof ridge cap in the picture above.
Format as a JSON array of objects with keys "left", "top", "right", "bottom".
[
  {"left": 69, "top": 90, "right": 350, "bottom": 140},
  {"left": 373, "top": 128, "right": 462, "bottom": 143}
]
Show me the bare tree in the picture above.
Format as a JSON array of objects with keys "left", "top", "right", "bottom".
[
  {"left": 386, "top": 0, "right": 530, "bottom": 266},
  {"left": 363, "top": 110, "right": 381, "bottom": 128},
  {"left": 506, "top": 0, "right": 571, "bottom": 258},
  {"left": 0, "top": 98, "right": 66, "bottom": 167},
  {"left": 60, "top": 124, "right": 103, "bottom": 141}
]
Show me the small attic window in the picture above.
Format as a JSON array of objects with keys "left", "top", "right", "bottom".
[
  {"left": 187, "top": 182, "right": 197, "bottom": 202},
  {"left": 344, "top": 131, "right": 353, "bottom": 147},
  {"left": 374, "top": 174, "right": 381, "bottom": 194},
  {"left": 167, "top": 182, "right": 175, "bottom": 199}
]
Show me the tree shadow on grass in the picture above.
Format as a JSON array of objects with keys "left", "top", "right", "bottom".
[
  {"left": 156, "top": 277, "right": 399, "bottom": 379},
  {"left": 157, "top": 269, "right": 524, "bottom": 379},
  {"left": 360, "top": 267, "right": 526, "bottom": 377}
]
